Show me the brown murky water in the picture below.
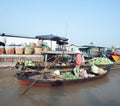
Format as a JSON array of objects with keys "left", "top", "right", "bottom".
[{"left": 0, "top": 67, "right": 120, "bottom": 106}]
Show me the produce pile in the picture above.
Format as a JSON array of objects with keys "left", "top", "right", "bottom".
[
  {"left": 21, "top": 65, "right": 107, "bottom": 80},
  {"left": 61, "top": 72, "right": 78, "bottom": 79},
  {"left": 24, "top": 60, "right": 35, "bottom": 66},
  {"left": 53, "top": 65, "right": 107, "bottom": 80},
  {"left": 87, "top": 57, "right": 114, "bottom": 65}
]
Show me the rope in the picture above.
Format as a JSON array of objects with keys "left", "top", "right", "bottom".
[
  {"left": 47, "top": 55, "right": 57, "bottom": 61},
  {"left": 45, "top": 55, "right": 60, "bottom": 69}
]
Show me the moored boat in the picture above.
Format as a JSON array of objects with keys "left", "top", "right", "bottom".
[
  {"left": 111, "top": 55, "right": 120, "bottom": 62},
  {"left": 107, "top": 51, "right": 120, "bottom": 62},
  {"left": 16, "top": 66, "right": 110, "bottom": 87}
]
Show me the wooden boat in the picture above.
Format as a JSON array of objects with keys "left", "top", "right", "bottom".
[
  {"left": 111, "top": 55, "right": 120, "bottom": 62},
  {"left": 16, "top": 66, "right": 111, "bottom": 87},
  {"left": 107, "top": 51, "right": 120, "bottom": 56},
  {"left": 107, "top": 51, "right": 120, "bottom": 62}
]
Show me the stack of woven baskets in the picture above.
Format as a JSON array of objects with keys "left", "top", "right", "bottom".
[{"left": 0, "top": 42, "right": 51, "bottom": 55}]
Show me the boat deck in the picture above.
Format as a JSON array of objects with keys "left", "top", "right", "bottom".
[{"left": 0, "top": 51, "right": 75, "bottom": 67}]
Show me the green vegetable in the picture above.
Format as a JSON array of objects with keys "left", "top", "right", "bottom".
[
  {"left": 88, "top": 57, "right": 113, "bottom": 65},
  {"left": 61, "top": 72, "right": 78, "bottom": 79},
  {"left": 25, "top": 60, "right": 35, "bottom": 66}
]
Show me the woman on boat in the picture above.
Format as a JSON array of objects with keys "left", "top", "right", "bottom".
[
  {"left": 75, "top": 49, "right": 82, "bottom": 67},
  {"left": 73, "top": 49, "right": 83, "bottom": 76}
]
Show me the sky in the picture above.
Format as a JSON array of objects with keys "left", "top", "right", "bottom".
[{"left": 0, "top": 0, "right": 120, "bottom": 47}]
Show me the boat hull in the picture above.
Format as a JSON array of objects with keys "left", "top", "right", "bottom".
[
  {"left": 111, "top": 55, "right": 120, "bottom": 62},
  {"left": 16, "top": 71, "right": 109, "bottom": 87}
]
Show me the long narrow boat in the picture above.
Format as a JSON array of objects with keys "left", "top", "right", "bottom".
[{"left": 16, "top": 66, "right": 110, "bottom": 87}]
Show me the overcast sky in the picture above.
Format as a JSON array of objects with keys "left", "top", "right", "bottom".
[{"left": 0, "top": 0, "right": 120, "bottom": 47}]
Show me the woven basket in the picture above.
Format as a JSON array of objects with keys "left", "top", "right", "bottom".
[
  {"left": 0, "top": 47, "right": 5, "bottom": 54},
  {"left": 24, "top": 48, "right": 33, "bottom": 54},
  {"left": 5, "top": 47, "right": 15, "bottom": 54},
  {"left": 34, "top": 47, "right": 42, "bottom": 55},
  {"left": 43, "top": 47, "right": 51, "bottom": 51},
  {"left": 15, "top": 47, "right": 24, "bottom": 55},
  {"left": 29, "top": 42, "right": 36, "bottom": 48}
]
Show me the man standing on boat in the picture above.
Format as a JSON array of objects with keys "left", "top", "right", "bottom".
[{"left": 0, "top": 33, "right": 6, "bottom": 46}]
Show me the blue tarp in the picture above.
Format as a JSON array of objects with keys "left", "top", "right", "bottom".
[{"left": 36, "top": 34, "right": 68, "bottom": 41}]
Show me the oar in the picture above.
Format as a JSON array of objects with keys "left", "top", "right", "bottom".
[
  {"left": 20, "top": 56, "right": 60, "bottom": 96},
  {"left": 20, "top": 62, "right": 42, "bottom": 96},
  {"left": 20, "top": 73, "right": 42, "bottom": 96}
]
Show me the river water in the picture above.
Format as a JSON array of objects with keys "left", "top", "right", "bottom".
[{"left": 0, "top": 67, "right": 120, "bottom": 106}]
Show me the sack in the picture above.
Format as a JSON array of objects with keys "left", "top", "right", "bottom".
[{"left": 91, "top": 65, "right": 99, "bottom": 74}]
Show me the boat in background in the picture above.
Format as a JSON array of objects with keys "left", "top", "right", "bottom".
[
  {"left": 111, "top": 55, "right": 120, "bottom": 62},
  {"left": 107, "top": 51, "right": 120, "bottom": 62}
]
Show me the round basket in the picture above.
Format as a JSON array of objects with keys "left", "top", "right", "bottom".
[
  {"left": 24, "top": 48, "right": 33, "bottom": 55},
  {"left": 5, "top": 46, "right": 15, "bottom": 54},
  {"left": 15, "top": 47, "right": 24, "bottom": 55},
  {"left": 43, "top": 47, "right": 51, "bottom": 51},
  {"left": 0, "top": 47, "right": 5, "bottom": 54},
  {"left": 29, "top": 42, "right": 36, "bottom": 48},
  {"left": 34, "top": 47, "right": 42, "bottom": 55}
]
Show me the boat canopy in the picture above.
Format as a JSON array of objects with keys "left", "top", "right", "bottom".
[
  {"left": 0, "top": 33, "right": 36, "bottom": 39},
  {"left": 36, "top": 34, "right": 68, "bottom": 41}
]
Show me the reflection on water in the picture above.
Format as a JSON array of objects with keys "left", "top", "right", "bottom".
[{"left": 0, "top": 68, "right": 120, "bottom": 106}]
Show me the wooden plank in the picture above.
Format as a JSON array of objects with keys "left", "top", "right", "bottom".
[
  {"left": 41, "top": 51, "right": 76, "bottom": 55},
  {"left": 0, "top": 55, "right": 44, "bottom": 62},
  {"left": 0, "top": 54, "right": 43, "bottom": 58}
]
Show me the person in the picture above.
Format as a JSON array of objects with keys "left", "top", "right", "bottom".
[
  {"left": 75, "top": 49, "right": 82, "bottom": 68},
  {"left": 0, "top": 33, "right": 6, "bottom": 46},
  {"left": 73, "top": 49, "right": 83, "bottom": 77},
  {"left": 100, "top": 48, "right": 106, "bottom": 57},
  {"left": 37, "top": 39, "right": 43, "bottom": 47}
]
